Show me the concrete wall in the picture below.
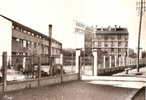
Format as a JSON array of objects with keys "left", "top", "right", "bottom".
[
  {"left": 0, "top": 73, "right": 79, "bottom": 92},
  {"left": 0, "top": 16, "right": 12, "bottom": 68}
]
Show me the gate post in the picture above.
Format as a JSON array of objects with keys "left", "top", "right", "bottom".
[
  {"left": 93, "top": 49, "right": 98, "bottom": 76},
  {"left": 38, "top": 55, "right": 41, "bottom": 88},
  {"left": 60, "top": 53, "right": 63, "bottom": 83},
  {"left": 75, "top": 49, "right": 81, "bottom": 74},
  {"left": 115, "top": 55, "right": 117, "bottom": 67},
  {"left": 103, "top": 56, "right": 106, "bottom": 69},
  {"left": 119, "top": 57, "right": 121, "bottom": 66},
  {"left": 2, "top": 52, "right": 7, "bottom": 94},
  {"left": 109, "top": 56, "right": 112, "bottom": 68}
]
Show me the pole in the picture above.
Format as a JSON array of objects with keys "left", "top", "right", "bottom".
[
  {"left": 83, "top": 49, "right": 85, "bottom": 74},
  {"left": 137, "top": 0, "right": 143, "bottom": 72},
  {"left": 2, "top": 52, "right": 7, "bottom": 94},
  {"left": 125, "top": 51, "right": 127, "bottom": 68},
  {"left": 38, "top": 55, "right": 41, "bottom": 88},
  {"left": 60, "top": 54, "right": 63, "bottom": 83}
]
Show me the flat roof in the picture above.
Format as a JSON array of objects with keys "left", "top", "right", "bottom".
[{"left": 96, "top": 28, "right": 129, "bottom": 35}]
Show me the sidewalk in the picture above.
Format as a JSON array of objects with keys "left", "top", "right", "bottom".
[
  {"left": 81, "top": 75, "right": 146, "bottom": 82},
  {"left": 113, "top": 67, "right": 146, "bottom": 77},
  {"left": 81, "top": 67, "right": 146, "bottom": 89},
  {"left": 81, "top": 75, "right": 146, "bottom": 89}
]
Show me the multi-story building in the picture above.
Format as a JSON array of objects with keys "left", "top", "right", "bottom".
[
  {"left": 0, "top": 15, "right": 62, "bottom": 70},
  {"left": 84, "top": 26, "right": 94, "bottom": 55},
  {"left": 85, "top": 26, "right": 129, "bottom": 57},
  {"left": 84, "top": 25, "right": 129, "bottom": 68},
  {"left": 93, "top": 26, "right": 129, "bottom": 57}
]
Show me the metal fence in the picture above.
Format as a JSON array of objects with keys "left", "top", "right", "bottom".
[
  {"left": 0, "top": 51, "right": 78, "bottom": 86},
  {"left": 0, "top": 54, "right": 64, "bottom": 83},
  {"left": 63, "top": 54, "right": 76, "bottom": 74}
]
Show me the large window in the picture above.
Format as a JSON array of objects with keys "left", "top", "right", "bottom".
[
  {"left": 104, "top": 42, "right": 108, "bottom": 47},
  {"left": 104, "top": 36, "right": 108, "bottom": 40},
  {"left": 98, "top": 41, "right": 101, "bottom": 47}
]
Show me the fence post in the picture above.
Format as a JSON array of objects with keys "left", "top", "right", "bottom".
[
  {"left": 115, "top": 56, "right": 117, "bottom": 67},
  {"left": 38, "top": 55, "right": 41, "bottom": 88},
  {"left": 75, "top": 49, "right": 81, "bottom": 79},
  {"left": 103, "top": 56, "right": 106, "bottom": 69},
  {"left": 2, "top": 52, "right": 7, "bottom": 94},
  {"left": 123, "top": 56, "right": 125, "bottom": 66},
  {"left": 93, "top": 49, "right": 98, "bottom": 76},
  {"left": 109, "top": 56, "right": 112, "bottom": 68},
  {"left": 119, "top": 57, "right": 121, "bottom": 66},
  {"left": 75, "top": 49, "right": 81, "bottom": 73},
  {"left": 60, "top": 54, "right": 63, "bottom": 83}
]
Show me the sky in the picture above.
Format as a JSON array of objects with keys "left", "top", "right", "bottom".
[{"left": 0, "top": 0, "right": 146, "bottom": 51}]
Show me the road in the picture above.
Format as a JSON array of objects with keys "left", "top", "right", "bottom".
[{"left": 1, "top": 81, "right": 138, "bottom": 100}]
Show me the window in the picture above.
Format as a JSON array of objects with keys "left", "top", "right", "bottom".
[
  {"left": 23, "top": 40, "right": 27, "bottom": 48},
  {"left": 27, "top": 41, "right": 31, "bottom": 45},
  {"left": 118, "top": 35, "right": 121, "bottom": 40},
  {"left": 16, "top": 38, "right": 20, "bottom": 42},
  {"left": 16, "top": 26, "right": 20, "bottom": 31},
  {"left": 111, "top": 42, "right": 114, "bottom": 47},
  {"left": 32, "top": 33, "right": 34, "bottom": 37},
  {"left": 125, "top": 36, "right": 128, "bottom": 41},
  {"left": 118, "top": 41, "right": 122, "bottom": 47},
  {"left": 104, "top": 42, "right": 108, "bottom": 47},
  {"left": 104, "top": 36, "right": 108, "bottom": 40},
  {"left": 23, "top": 30, "right": 27, "bottom": 33},
  {"left": 28, "top": 31, "right": 31, "bottom": 35},
  {"left": 111, "top": 36, "right": 115, "bottom": 40},
  {"left": 12, "top": 25, "right": 15, "bottom": 29},
  {"left": 98, "top": 42, "right": 101, "bottom": 47},
  {"left": 111, "top": 48, "right": 114, "bottom": 52}
]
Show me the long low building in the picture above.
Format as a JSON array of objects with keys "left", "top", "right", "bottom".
[{"left": 0, "top": 15, "right": 62, "bottom": 71}]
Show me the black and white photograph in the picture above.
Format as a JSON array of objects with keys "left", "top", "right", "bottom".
[{"left": 0, "top": 0, "right": 145, "bottom": 100}]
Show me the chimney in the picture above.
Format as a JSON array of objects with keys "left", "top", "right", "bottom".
[
  {"left": 114, "top": 25, "right": 117, "bottom": 31},
  {"left": 48, "top": 24, "right": 52, "bottom": 63},
  {"left": 108, "top": 25, "right": 111, "bottom": 31},
  {"left": 101, "top": 26, "right": 103, "bottom": 31},
  {"left": 96, "top": 25, "right": 98, "bottom": 28},
  {"left": 119, "top": 25, "right": 121, "bottom": 29},
  {"left": 49, "top": 24, "right": 52, "bottom": 37}
]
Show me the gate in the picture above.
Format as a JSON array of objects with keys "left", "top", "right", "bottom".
[{"left": 80, "top": 50, "right": 94, "bottom": 75}]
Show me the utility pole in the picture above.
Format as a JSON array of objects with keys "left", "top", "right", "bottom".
[{"left": 136, "top": 0, "right": 146, "bottom": 72}]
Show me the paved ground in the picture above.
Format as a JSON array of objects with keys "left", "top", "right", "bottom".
[
  {"left": 114, "top": 67, "right": 146, "bottom": 77},
  {"left": 1, "top": 67, "right": 145, "bottom": 100},
  {"left": 1, "top": 81, "right": 138, "bottom": 100}
]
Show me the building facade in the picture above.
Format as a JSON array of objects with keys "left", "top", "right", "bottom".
[
  {"left": 0, "top": 15, "right": 62, "bottom": 70},
  {"left": 84, "top": 25, "right": 129, "bottom": 68},
  {"left": 93, "top": 26, "right": 129, "bottom": 57},
  {"left": 85, "top": 26, "right": 129, "bottom": 56},
  {"left": 84, "top": 26, "right": 94, "bottom": 55}
]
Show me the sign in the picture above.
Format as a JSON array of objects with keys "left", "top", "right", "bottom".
[{"left": 74, "top": 21, "right": 86, "bottom": 34}]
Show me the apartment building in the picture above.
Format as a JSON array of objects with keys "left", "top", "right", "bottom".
[{"left": 93, "top": 26, "right": 129, "bottom": 56}]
